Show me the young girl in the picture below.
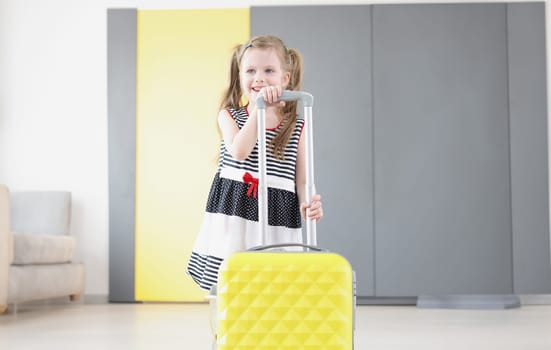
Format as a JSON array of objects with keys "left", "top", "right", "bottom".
[{"left": 187, "top": 35, "right": 323, "bottom": 291}]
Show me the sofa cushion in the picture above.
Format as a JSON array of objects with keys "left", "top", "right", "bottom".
[
  {"left": 10, "top": 191, "right": 71, "bottom": 236},
  {"left": 12, "top": 232, "right": 76, "bottom": 265},
  {"left": 8, "top": 263, "right": 85, "bottom": 303}
]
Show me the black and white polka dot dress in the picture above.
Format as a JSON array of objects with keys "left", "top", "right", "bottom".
[{"left": 187, "top": 106, "right": 305, "bottom": 291}]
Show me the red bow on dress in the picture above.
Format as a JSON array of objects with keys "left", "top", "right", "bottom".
[{"left": 242, "top": 172, "right": 259, "bottom": 198}]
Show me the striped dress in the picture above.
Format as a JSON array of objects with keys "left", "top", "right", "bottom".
[{"left": 187, "top": 106, "right": 305, "bottom": 291}]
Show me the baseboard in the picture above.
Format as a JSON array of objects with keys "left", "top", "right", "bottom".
[
  {"left": 417, "top": 295, "right": 521, "bottom": 309},
  {"left": 14, "top": 294, "right": 545, "bottom": 307},
  {"left": 357, "top": 296, "right": 417, "bottom": 305},
  {"left": 356, "top": 294, "right": 551, "bottom": 306},
  {"left": 83, "top": 294, "right": 109, "bottom": 304},
  {"left": 520, "top": 294, "right": 551, "bottom": 305}
]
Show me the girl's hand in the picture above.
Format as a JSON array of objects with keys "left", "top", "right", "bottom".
[
  {"left": 259, "top": 86, "right": 286, "bottom": 108},
  {"left": 301, "top": 194, "right": 323, "bottom": 222}
]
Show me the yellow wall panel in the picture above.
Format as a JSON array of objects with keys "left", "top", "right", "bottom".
[{"left": 136, "top": 9, "right": 250, "bottom": 301}]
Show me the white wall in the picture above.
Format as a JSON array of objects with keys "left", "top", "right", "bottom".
[{"left": 1, "top": 0, "right": 549, "bottom": 296}]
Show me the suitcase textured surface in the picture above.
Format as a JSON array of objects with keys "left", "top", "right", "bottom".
[{"left": 216, "top": 251, "right": 354, "bottom": 349}]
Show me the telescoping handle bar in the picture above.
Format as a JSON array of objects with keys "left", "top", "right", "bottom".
[{"left": 255, "top": 91, "right": 317, "bottom": 247}]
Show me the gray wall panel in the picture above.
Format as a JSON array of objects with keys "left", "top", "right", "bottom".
[
  {"left": 508, "top": 3, "right": 551, "bottom": 293},
  {"left": 107, "top": 9, "right": 137, "bottom": 302},
  {"left": 373, "top": 4, "right": 513, "bottom": 295},
  {"left": 252, "top": 6, "right": 375, "bottom": 296},
  {"left": 105, "top": 4, "right": 551, "bottom": 303}
]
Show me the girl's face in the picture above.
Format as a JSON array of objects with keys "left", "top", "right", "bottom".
[{"left": 240, "top": 47, "right": 290, "bottom": 104}]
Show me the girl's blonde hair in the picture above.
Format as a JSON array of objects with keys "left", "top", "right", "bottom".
[{"left": 220, "top": 35, "right": 303, "bottom": 160}]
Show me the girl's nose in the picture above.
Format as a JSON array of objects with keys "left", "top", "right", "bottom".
[{"left": 254, "top": 73, "right": 265, "bottom": 82}]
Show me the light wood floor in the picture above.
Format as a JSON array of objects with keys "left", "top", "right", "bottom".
[{"left": 1, "top": 302, "right": 551, "bottom": 349}]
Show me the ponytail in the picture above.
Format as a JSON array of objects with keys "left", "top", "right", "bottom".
[
  {"left": 271, "top": 47, "right": 304, "bottom": 160},
  {"left": 285, "top": 48, "right": 303, "bottom": 92},
  {"left": 219, "top": 44, "right": 244, "bottom": 109}
]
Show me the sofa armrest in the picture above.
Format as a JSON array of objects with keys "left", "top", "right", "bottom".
[{"left": 0, "top": 185, "right": 10, "bottom": 311}]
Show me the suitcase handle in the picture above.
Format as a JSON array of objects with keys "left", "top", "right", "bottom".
[
  {"left": 255, "top": 90, "right": 314, "bottom": 108},
  {"left": 256, "top": 90, "right": 317, "bottom": 247},
  {"left": 248, "top": 243, "right": 327, "bottom": 252}
]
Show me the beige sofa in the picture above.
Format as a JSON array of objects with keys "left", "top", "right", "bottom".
[{"left": 0, "top": 184, "right": 85, "bottom": 313}]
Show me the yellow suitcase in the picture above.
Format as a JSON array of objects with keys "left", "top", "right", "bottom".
[
  {"left": 215, "top": 92, "right": 355, "bottom": 349},
  {"left": 216, "top": 248, "right": 354, "bottom": 349}
]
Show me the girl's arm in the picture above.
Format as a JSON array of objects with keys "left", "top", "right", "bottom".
[
  {"left": 219, "top": 87, "right": 285, "bottom": 161},
  {"left": 296, "top": 122, "right": 323, "bottom": 221},
  {"left": 218, "top": 108, "right": 258, "bottom": 161}
]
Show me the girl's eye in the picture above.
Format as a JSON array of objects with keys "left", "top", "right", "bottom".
[
  {"left": 246, "top": 69, "right": 255, "bottom": 74},
  {"left": 266, "top": 69, "right": 274, "bottom": 73}
]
